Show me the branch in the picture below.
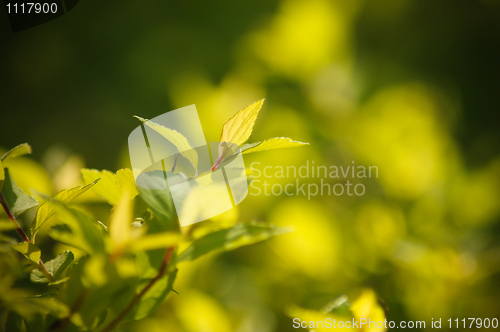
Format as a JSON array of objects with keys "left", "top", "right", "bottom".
[
  {"left": 101, "top": 246, "right": 175, "bottom": 332},
  {"left": 49, "top": 290, "right": 88, "bottom": 331},
  {"left": 0, "top": 193, "right": 29, "bottom": 242},
  {"left": 0, "top": 193, "right": 56, "bottom": 283}
]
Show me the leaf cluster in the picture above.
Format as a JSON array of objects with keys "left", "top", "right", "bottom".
[{"left": 0, "top": 100, "right": 307, "bottom": 331}]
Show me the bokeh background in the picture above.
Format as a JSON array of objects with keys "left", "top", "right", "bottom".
[{"left": 1, "top": 0, "right": 500, "bottom": 331}]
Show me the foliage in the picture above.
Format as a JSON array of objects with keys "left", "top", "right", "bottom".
[{"left": 0, "top": 101, "right": 307, "bottom": 331}]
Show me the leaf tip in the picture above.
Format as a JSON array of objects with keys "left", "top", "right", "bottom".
[{"left": 133, "top": 115, "right": 147, "bottom": 123}]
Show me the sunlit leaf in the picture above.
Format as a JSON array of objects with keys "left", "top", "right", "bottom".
[
  {"left": 130, "top": 232, "right": 182, "bottom": 252},
  {"left": 1, "top": 168, "right": 38, "bottom": 217},
  {"left": 30, "top": 251, "right": 74, "bottom": 284},
  {"left": 134, "top": 116, "right": 199, "bottom": 171},
  {"left": 81, "top": 169, "right": 121, "bottom": 205},
  {"left": 241, "top": 137, "right": 309, "bottom": 154},
  {"left": 109, "top": 191, "right": 134, "bottom": 255},
  {"left": 0, "top": 220, "right": 16, "bottom": 231},
  {"left": 11, "top": 242, "right": 41, "bottom": 264},
  {"left": 31, "top": 179, "right": 100, "bottom": 242},
  {"left": 48, "top": 202, "right": 106, "bottom": 255},
  {"left": 177, "top": 222, "right": 291, "bottom": 262},
  {"left": 116, "top": 168, "right": 139, "bottom": 198},
  {"left": 84, "top": 255, "right": 108, "bottom": 287},
  {"left": 218, "top": 99, "right": 264, "bottom": 157},
  {"left": 350, "top": 289, "right": 387, "bottom": 332},
  {"left": 3, "top": 154, "right": 52, "bottom": 198},
  {"left": 1, "top": 143, "right": 32, "bottom": 161}
]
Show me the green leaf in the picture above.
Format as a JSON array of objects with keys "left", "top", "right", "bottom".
[
  {"left": 48, "top": 277, "right": 70, "bottom": 286},
  {"left": 30, "top": 251, "right": 74, "bottom": 284},
  {"left": 134, "top": 115, "right": 199, "bottom": 171},
  {"left": 111, "top": 269, "right": 178, "bottom": 322},
  {"left": 0, "top": 159, "right": 4, "bottom": 192},
  {"left": 48, "top": 202, "right": 106, "bottom": 255},
  {"left": 1, "top": 143, "right": 32, "bottom": 161},
  {"left": 65, "top": 257, "right": 128, "bottom": 330},
  {"left": 177, "top": 222, "right": 291, "bottom": 262},
  {"left": 11, "top": 242, "right": 41, "bottom": 264},
  {"left": 130, "top": 232, "right": 182, "bottom": 252},
  {"left": 320, "top": 295, "right": 351, "bottom": 315},
  {"left": 1, "top": 168, "right": 38, "bottom": 217},
  {"left": 132, "top": 269, "right": 178, "bottom": 320},
  {"left": 28, "top": 297, "right": 70, "bottom": 318},
  {"left": 136, "top": 170, "right": 179, "bottom": 233},
  {"left": 0, "top": 221, "right": 16, "bottom": 232},
  {"left": 81, "top": 169, "right": 122, "bottom": 205},
  {"left": 31, "top": 179, "right": 99, "bottom": 242},
  {"left": 218, "top": 99, "right": 264, "bottom": 157},
  {"left": 241, "top": 137, "right": 309, "bottom": 154}
]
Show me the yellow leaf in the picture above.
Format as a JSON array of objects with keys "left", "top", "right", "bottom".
[
  {"left": 81, "top": 169, "right": 121, "bottom": 205},
  {"left": 134, "top": 116, "right": 198, "bottom": 170},
  {"left": 218, "top": 99, "right": 265, "bottom": 156},
  {"left": 109, "top": 190, "right": 134, "bottom": 254},
  {"left": 241, "top": 137, "right": 309, "bottom": 154},
  {"left": 351, "top": 289, "right": 387, "bottom": 332},
  {"left": 32, "top": 179, "right": 100, "bottom": 243},
  {"left": 84, "top": 255, "right": 108, "bottom": 287},
  {"left": 11, "top": 242, "right": 41, "bottom": 264},
  {"left": 116, "top": 168, "right": 138, "bottom": 198},
  {"left": 129, "top": 232, "right": 182, "bottom": 252},
  {"left": 1, "top": 143, "right": 32, "bottom": 161}
]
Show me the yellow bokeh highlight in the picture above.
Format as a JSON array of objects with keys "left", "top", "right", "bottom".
[
  {"left": 174, "top": 290, "right": 232, "bottom": 332},
  {"left": 355, "top": 202, "right": 406, "bottom": 256},
  {"left": 249, "top": 0, "right": 350, "bottom": 79},
  {"left": 341, "top": 84, "right": 450, "bottom": 199},
  {"left": 269, "top": 198, "right": 340, "bottom": 280}
]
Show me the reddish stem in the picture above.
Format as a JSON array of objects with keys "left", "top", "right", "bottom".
[
  {"left": 0, "top": 193, "right": 30, "bottom": 242},
  {"left": 101, "top": 247, "right": 175, "bottom": 332},
  {"left": 211, "top": 155, "right": 224, "bottom": 171},
  {"left": 0, "top": 193, "right": 56, "bottom": 282}
]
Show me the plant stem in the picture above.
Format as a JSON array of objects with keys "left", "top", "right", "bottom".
[
  {"left": 211, "top": 144, "right": 234, "bottom": 172},
  {"left": 101, "top": 246, "right": 175, "bottom": 332},
  {"left": 171, "top": 154, "right": 179, "bottom": 172},
  {"left": 0, "top": 193, "right": 56, "bottom": 283},
  {"left": 50, "top": 290, "right": 88, "bottom": 331},
  {"left": 38, "top": 258, "right": 56, "bottom": 283},
  {"left": 0, "top": 193, "right": 30, "bottom": 242},
  {"left": 211, "top": 155, "right": 224, "bottom": 171}
]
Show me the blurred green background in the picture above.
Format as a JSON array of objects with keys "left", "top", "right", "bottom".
[{"left": 1, "top": 0, "right": 500, "bottom": 331}]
